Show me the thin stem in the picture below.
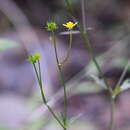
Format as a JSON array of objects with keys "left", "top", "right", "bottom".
[
  {"left": 63, "top": 1, "right": 115, "bottom": 130},
  {"left": 64, "top": 0, "right": 75, "bottom": 16},
  {"left": 63, "top": 0, "right": 111, "bottom": 92},
  {"left": 61, "top": 30, "right": 72, "bottom": 65},
  {"left": 46, "top": 104, "right": 65, "bottom": 129},
  {"left": 79, "top": 26, "right": 112, "bottom": 92},
  {"left": 78, "top": 26, "right": 115, "bottom": 130},
  {"left": 116, "top": 60, "right": 130, "bottom": 88},
  {"left": 33, "top": 63, "right": 47, "bottom": 104},
  {"left": 52, "top": 31, "right": 68, "bottom": 129},
  {"left": 80, "top": 26, "right": 115, "bottom": 130},
  {"left": 63, "top": 1, "right": 116, "bottom": 130},
  {"left": 109, "top": 97, "right": 115, "bottom": 130},
  {"left": 81, "top": 0, "right": 86, "bottom": 33},
  {"left": 38, "top": 59, "right": 42, "bottom": 82},
  {"left": 33, "top": 62, "right": 65, "bottom": 129}
]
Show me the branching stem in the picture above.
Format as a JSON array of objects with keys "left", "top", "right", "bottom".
[
  {"left": 52, "top": 31, "right": 68, "bottom": 130},
  {"left": 32, "top": 62, "right": 65, "bottom": 129}
]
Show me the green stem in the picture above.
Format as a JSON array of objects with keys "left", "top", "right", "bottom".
[
  {"left": 52, "top": 31, "right": 68, "bottom": 129},
  {"left": 79, "top": 27, "right": 112, "bottom": 92},
  {"left": 32, "top": 62, "right": 65, "bottom": 129},
  {"left": 64, "top": 0, "right": 75, "bottom": 16},
  {"left": 79, "top": 24, "right": 116, "bottom": 130},
  {"left": 33, "top": 63, "right": 47, "bottom": 104},
  {"left": 46, "top": 104, "right": 65, "bottom": 129},
  {"left": 61, "top": 30, "right": 72, "bottom": 65},
  {"left": 38, "top": 59, "right": 42, "bottom": 82},
  {"left": 109, "top": 97, "right": 115, "bottom": 130},
  {"left": 79, "top": 26, "right": 115, "bottom": 130},
  {"left": 63, "top": 1, "right": 114, "bottom": 130},
  {"left": 116, "top": 61, "right": 130, "bottom": 88},
  {"left": 81, "top": 0, "right": 86, "bottom": 33},
  {"left": 79, "top": 28, "right": 115, "bottom": 130},
  {"left": 63, "top": 0, "right": 111, "bottom": 92}
]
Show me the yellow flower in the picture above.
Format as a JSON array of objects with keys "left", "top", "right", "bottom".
[{"left": 63, "top": 21, "right": 78, "bottom": 30}]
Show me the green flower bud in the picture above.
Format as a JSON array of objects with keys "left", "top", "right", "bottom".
[
  {"left": 46, "top": 21, "right": 58, "bottom": 32},
  {"left": 27, "top": 53, "right": 41, "bottom": 63},
  {"left": 34, "top": 53, "right": 41, "bottom": 60}
]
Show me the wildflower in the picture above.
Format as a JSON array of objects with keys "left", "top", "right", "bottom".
[
  {"left": 63, "top": 21, "right": 78, "bottom": 30},
  {"left": 27, "top": 53, "right": 41, "bottom": 63},
  {"left": 46, "top": 21, "right": 58, "bottom": 32}
]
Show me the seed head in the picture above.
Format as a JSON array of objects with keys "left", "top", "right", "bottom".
[
  {"left": 46, "top": 21, "right": 58, "bottom": 32},
  {"left": 27, "top": 53, "right": 41, "bottom": 63}
]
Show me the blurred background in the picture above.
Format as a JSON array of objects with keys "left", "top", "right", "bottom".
[{"left": 0, "top": 0, "right": 130, "bottom": 130}]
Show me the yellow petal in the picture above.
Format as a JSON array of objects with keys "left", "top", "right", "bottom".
[
  {"left": 63, "top": 24, "right": 66, "bottom": 26},
  {"left": 63, "top": 21, "right": 78, "bottom": 29}
]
